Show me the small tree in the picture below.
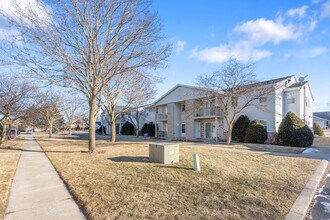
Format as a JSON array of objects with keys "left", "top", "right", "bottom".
[
  {"left": 244, "top": 120, "right": 268, "bottom": 144},
  {"left": 0, "top": 75, "right": 34, "bottom": 143},
  {"left": 120, "top": 121, "right": 135, "bottom": 135},
  {"left": 232, "top": 115, "right": 250, "bottom": 142},
  {"left": 61, "top": 95, "right": 84, "bottom": 136},
  {"left": 278, "top": 112, "right": 314, "bottom": 147},
  {"left": 313, "top": 123, "right": 324, "bottom": 136},
  {"left": 37, "top": 91, "right": 63, "bottom": 138}
]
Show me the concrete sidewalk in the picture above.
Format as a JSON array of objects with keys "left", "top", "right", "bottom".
[{"left": 4, "top": 135, "right": 85, "bottom": 220}]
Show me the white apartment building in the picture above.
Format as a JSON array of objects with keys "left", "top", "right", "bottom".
[{"left": 153, "top": 75, "right": 314, "bottom": 141}]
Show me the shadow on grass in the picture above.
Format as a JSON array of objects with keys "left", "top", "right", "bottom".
[
  {"left": 154, "top": 165, "right": 194, "bottom": 170},
  {"left": 109, "top": 156, "right": 150, "bottom": 163},
  {"left": 0, "top": 147, "right": 87, "bottom": 154}
]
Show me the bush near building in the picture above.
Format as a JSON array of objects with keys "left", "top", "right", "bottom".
[
  {"left": 232, "top": 115, "right": 250, "bottom": 142},
  {"left": 313, "top": 123, "right": 324, "bottom": 136},
  {"left": 244, "top": 120, "right": 268, "bottom": 144},
  {"left": 141, "top": 122, "right": 155, "bottom": 137},
  {"left": 278, "top": 112, "right": 314, "bottom": 147},
  {"left": 120, "top": 121, "right": 135, "bottom": 135}
]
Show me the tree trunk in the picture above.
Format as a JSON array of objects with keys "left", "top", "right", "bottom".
[
  {"left": 88, "top": 95, "right": 97, "bottom": 153},
  {"left": 227, "top": 127, "right": 232, "bottom": 145},
  {"left": 49, "top": 121, "right": 53, "bottom": 138},
  {"left": 7, "top": 123, "right": 12, "bottom": 140},
  {"left": 0, "top": 123, "right": 7, "bottom": 144},
  {"left": 135, "top": 110, "right": 139, "bottom": 137},
  {"left": 111, "top": 121, "right": 116, "bottom": 143},
  {"left": 68, "top": 119, "right": 72, "bottom": 136}
]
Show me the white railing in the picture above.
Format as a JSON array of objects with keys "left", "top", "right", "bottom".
[{"left": 195, "top": 108, "right": 223, "bottom": 117}]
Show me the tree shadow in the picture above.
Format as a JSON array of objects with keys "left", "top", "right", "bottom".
[
  {"left": 109, "top": 156, "right": 150, "bottom": 163},
  {"left": 154, "top": 165, "right": 194, "bottom": 170}
]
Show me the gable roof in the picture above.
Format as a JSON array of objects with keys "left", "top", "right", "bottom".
[
  {"left": 286, "top": 81, "right": 309, "bottom": 89},
  {"left": 153, "top": 84, "right": 208, "bottom": 105}
]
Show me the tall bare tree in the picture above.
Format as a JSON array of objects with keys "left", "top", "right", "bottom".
[
  {"left": 197, "top": 58, "right": 275, "bottom": 144},
  {"left": 0, "top": 75, "right": 34, "bottom": 143},
  {"left": 1, "top": 0, "right": 171, "bottom": 152}
]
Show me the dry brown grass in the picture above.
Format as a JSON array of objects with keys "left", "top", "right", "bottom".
[
  {"left": 35, "top": 134, "right": 320, "bottom": 220},
  {"left": 0, "top": 137, "right": 25, "bottom": 153},
  {"left": 180, "top": 142, "right": 305, "bottom": 154},
  {"left": 0, "top": 138, "right": 23, "bottom": 219}
]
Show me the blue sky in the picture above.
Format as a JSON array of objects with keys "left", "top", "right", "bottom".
[
  {"left": 0, "top": 1, "right": 329, "bottom": 111},
  {"left": 151, "top": 0, "right": 330, "bottom": 111}
]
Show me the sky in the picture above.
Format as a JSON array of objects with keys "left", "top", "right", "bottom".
[
  {"left": 151, "top": 0, "right": 330, "bottom": 111},
  {"left": 0, "top": 0, "right": 329, "bottom": 111}
]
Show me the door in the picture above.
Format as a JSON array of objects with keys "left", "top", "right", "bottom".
[
  {"left": 195, "top": 122, "right": 201, "bottom": 138},
  {"left": 181, "top": 123, "right": 186, "bottom": 137},
  {"left": 205, "top": 122, "right": 215, "bottom": 139}
]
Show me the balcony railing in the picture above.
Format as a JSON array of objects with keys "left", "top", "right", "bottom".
[
  {"left": 195, "top": 108, "right": 223, "bottom": 117},
  {"left": 156, "top": 113, "right": 168, "bottom": 120}
]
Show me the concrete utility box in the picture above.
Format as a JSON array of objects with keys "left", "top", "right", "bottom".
[{"left": 149, "top": 143, "right": 179, "bottom": 164}]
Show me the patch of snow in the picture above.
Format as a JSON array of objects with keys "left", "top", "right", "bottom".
[
  {"left": 320, "top": 202, "right": 330, "bottom": 213},
  {"left": 302, "top": 148, "right": 320, "bottom": 154}
]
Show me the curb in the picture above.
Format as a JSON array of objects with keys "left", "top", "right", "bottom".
[{"left": 285, "top": 160, "right": 328, "bottom": 220}]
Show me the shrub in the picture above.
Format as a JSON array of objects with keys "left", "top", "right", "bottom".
[
  {"left": 141, "top": 122, "right": 155, "bottom": 137},
  {"left": 313, "top": 123, "right": 324, "bottom": 136},
  {"left": 244, "top": 120, "right": 268, "bottom": 144},
  {"left": 278, "top": 112, "right": 314, "bottom": 147},
  {"left": 120, "top": 121, "right": 135, "bottom": 135},
  {"left": 232, "top": 115, "right": 250, "bottom": 142},
  {"left": 141, "top": 123, "right": 148, "bottom": 135}
]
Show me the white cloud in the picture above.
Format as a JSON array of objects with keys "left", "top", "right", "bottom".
[
  {"left": 308, "top": 46, "right": 328, "bottom": 57},
  {"left": 176, "top": 40, "right": 186, "bottom": 53},
  {"left": 287, "top": 5, "right": 309, "bottom": 18},
  {"left": 320, "top": 1, "right": 330, "bottom": 18},
  {"left": 234, "top": 18, "right": 299, "bottom": 45},
  {"left": 191, "top": 43, "right": 272, "bottom": 63},
  {"left": 0, "top": 0, "right": 50, "bottom": 24}
]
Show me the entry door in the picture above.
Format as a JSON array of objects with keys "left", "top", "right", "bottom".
[
  {"left": 205, "top": 122, "right": 215, "bottom": 139},
  {"left": 181, "top": 123, "right": 186, "bottom": 137},
  {"left": 195, "top": 122, "right": 201, "bottom": 138}
]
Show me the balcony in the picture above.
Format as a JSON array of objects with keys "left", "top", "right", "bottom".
[
  {"left": 195, "top": 108, "right": 223, "bottom": 118},
  {"left": 156, "top": 113, "right": 168, "bottom": 121}
]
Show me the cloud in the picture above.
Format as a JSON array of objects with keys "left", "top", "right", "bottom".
[
  {"left": 287, "top": 5, "right": 309, "bottom": 18},
  {"left": 0, "top": 0, "right": 50, "bottom": 24},
  {"left": 191, "top": 43, "right": 272, "bottom": 63},
  {"left": 283, "top": 46, "right": 328, "bottom": 59},
  {"left": 234, "top": 18, "right": 299, "bottom": 45},
  {"left": 308, "top": 46, "right": 328, "bottom": 57},
  {"left": 176, "top": 40, "right": 186, "bottom": 53},
  {"left": 192, "top": 5, "right": 319, "bottom": 63},
  {"left": 320, "top": 1, "right": 330, "bottom": 18}
]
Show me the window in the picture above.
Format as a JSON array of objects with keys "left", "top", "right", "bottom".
[
  {"left": 181, "top": 123, "right": 186, "bottom": 134},
  {"left": 181, "top": 103, "right": 186, "bottom": 112},
  {"left": 287, "top": 98, "right": 295, "bottom": 104},
  {"left": 260, "top": 120, "right": 268, "bottom": 132},
  {"left": 259, "top": 97, "right": 267, "bottom": 103}
]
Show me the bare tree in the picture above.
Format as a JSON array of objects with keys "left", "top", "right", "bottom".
[
  {"left": 197, "top": 58, "right": 276, "bottom": 144},
  {"left": 126, "top": 76, "right": 156, "bottom": 137},
  {"left": 103, "top": 73, "right": 157, "bottom": 142},
  {"left": 37, "top": 91, "right": 63, "bottom": 138},
  {"left": 61, "top": 95, "right": 84, "bottom": 136},
  {"left": 0, "top": 75, "right": 34, "bottom": 143},
  {"left": 1, "top": 0, "right": 171, "bottom": 152}
]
